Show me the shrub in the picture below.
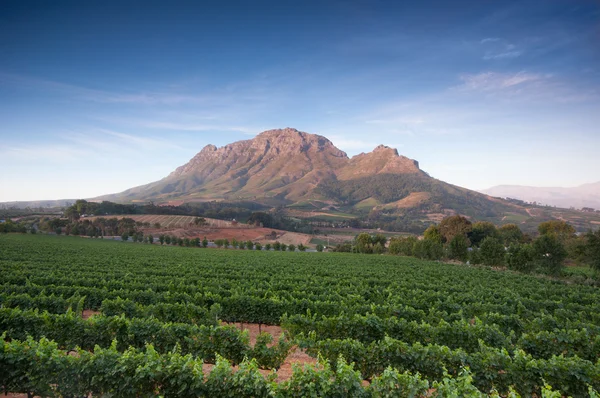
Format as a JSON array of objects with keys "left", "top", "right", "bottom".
[{"left": 479, "top": 237, "right": 505, "bottom": 266}]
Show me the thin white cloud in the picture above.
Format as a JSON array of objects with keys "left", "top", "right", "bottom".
[
  {"left": 139, "top": 121, "right": 260, "bottom": 134},
  {"left": 483, "top": 50, "right": 522, "bottom": 60},
  {"left": 1, "top": 144, "right": 88, "bottom": 162},
  {"left": 98, "top": 129, "right": 184, "bottom": 150},
  {"left": 0, "top": 72, "right": 208, "bottom": 105},
  {"left": 458, "top": 71, "right": 545, "bottom": 91},
  {"left": 480, "top": 37, "right": 523, "bottom": 61},
  {"left": 480, "top": 37, "right": 501, "bottom": 44}
]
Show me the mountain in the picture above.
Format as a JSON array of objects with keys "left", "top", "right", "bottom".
[
  {"left": 481, "top": 182, "right": 600, "bottom": 210},
  {"left": 98, "top": 128, "right": 524, "bottom": 223}
]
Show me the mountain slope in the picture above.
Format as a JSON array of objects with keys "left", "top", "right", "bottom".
[
  {"left": 481, "top": 182, "right": 600, "bottom": 210},
  {"left": 98, "top": 128, "right": 522, "bottom": 221}
]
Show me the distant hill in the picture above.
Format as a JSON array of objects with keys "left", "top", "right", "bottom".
[
  {"left": 481, "top": 182, "right": 600, "bottom": 210},
  {"left": 96, "top": 128, "right": 523, "bottom": 224},
  {"left": 0, "top": 199, "right": 76, "bottom": 209}
]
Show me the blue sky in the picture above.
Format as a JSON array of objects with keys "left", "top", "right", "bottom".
[{"left": 1, "top": 0, "right": 599, "bottom": 202}]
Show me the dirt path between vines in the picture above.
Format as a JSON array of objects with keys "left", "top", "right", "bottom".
[
  {"left": 205, "top": 322, "right": 318, "bottom": 382},
  {"left": 1, "top": 322, "right": 318, "bottom": 397}
]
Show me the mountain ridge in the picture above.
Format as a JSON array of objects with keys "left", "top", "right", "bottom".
[{"left": 96, "top": 128, "right": 527, "bottom": 227}]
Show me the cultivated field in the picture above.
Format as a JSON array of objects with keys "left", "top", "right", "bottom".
[
  {"left": 85, "top": 214, "right": 253, "bottom": 229},
  {"left": 85, "top": 214, "right": 312, "bottom": 245},
  {"left": 1, "top": 234, "right": 600, "bottom": 396}
]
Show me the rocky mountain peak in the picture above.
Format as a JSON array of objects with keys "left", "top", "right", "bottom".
[
  {"left": 373, "top": 144, "right": 399, "bottom": 156},
  {"left": 253, "top": 128, "right": 347, "bottom": 157}
]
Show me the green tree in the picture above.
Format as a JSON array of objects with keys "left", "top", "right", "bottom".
[
  {"left": 254, "top": 242, "right": 262, "bottom": 251},
  {"left": 533, "top": 234, "right": 567, "bottom": 275},
  {"left": 371, "top": 233, "right": 387, "bottom": 247},
  {"left": 202, "top": 236, "right": 208, "bottom": 248},
  {"left": 586, "top": 229, "right": 600, "bottom": 272},
  {"left": 506, "top": 243, "right": 535, "bottom": 273},
  {"left": 447, "top": 234, "right": 469, "bottom": 262},
  {"left": 316, "top": 244, "right": 324, "bottom": 252},
  {"left": 288, "top": 244, "right": 296, "bottom": 252},
  {"left": 538, "top": 220, "right": 576, "bottom": 242},
  {"left": 423, "top": 225, "right": 442, "bottom": 244},
  {"left": 147, "top": 234, "right": 153, "bottom": 244},
  {"left": 469, "top": 221, "right": 498, "bottom": 247},
  {"left": 373, "top": 242, "right": 385, "bottom": 254},
  {"left": 193, "top": 237, "right": 200, "bottom": 247},
  {"left": 265, "top": 243, "right": 272, "bottom": 251},
  {"left": 297, "top": 243, "right": 306, "bottom": 252},
  {"left": 438, "top": 215, "right": 472, "bottom": 243},
  {"left": 499, "top": 224, "right": 524, "bottom": 245},
  {"left": 469, "top": 248, "right": 483, "bottom": 265},
  {"left": 159, "top": 235, "right": 165, "bottom": 245},
  {"left": 164, "top": 235, "right": 171, "bottom": 245},
  {"left": 355, "top": 232, "right": 373, "bottom": 254},
  {"left": 215, "top": 239, "right": 224, "bottom": 248},
  {"left": 388, "top": 236, "right": 417, "bottom": 256},
  {"left": 273, "top": 241, "right": 281, "bottom": 251},
  {"left": 413, "top": 239, "right": 443, "bottom": 261},
  {"left": 280, "top": 243, "right": 287, "bottom": 251},
  {"left": 121, "top": 232, "right": 129, "bottom": 242},
  {"left": 479, "top": 237, "right": 505, "bottom": 266},
  {"left": 246, "top": 240, "right": 254, "bottom": 250}
]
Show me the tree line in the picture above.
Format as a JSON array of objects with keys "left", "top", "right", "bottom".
[{"left": 333, "top": 216, "right": 600, "bottom": 278}]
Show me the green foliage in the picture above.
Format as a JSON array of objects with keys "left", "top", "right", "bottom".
[
  {"left": 479, "top": 237, "right": 505, "bottom": 266},
  {"left": 538, "top": 220, "right": 576, "bottom": 242},
  {"left": 506, "top": 244, "right": 535, "bottom": 273},
  {"left": 424, "top": 225, "right": 443, "bottom": 244},
  {"left": 533, "top": 234, "right": 567, "bottom": 275},
  {"left": 469, "top": 221, "right": 499, "bottom": 247},
  {"left": 413, "top": 239, "right": 444, "bottom": 260},
  {"left": 288, "top": 244, "right": 296, "bottom": 252},
  {"left": 316, "top": 243, "right": 324, "bottom": 252},
  {"left": 355, "top": 232, "right": 374, "bottom": 254},
  {"left": 388, "top": 236, "right": 417, "bottom": 256},
  {"left": 499, "top": 224, "right": 524, "bottom": 246},
  {"left": 3, "top": 234, "right": 600, "bottom": 395},
  {"left": 469, "top": 248, "right": 483, "bottom": 265},
  {"left": 586, "top": 229, "right": 600, "bottom": 272},
  {"left": 369, "top": 367, "right": 429, "bottom": 398},
  {"left": 439, "top": 215, "right": 472, "bottom": 243},
  {"left": 447, "top": 234, "right": 470, "bottom": 262}
]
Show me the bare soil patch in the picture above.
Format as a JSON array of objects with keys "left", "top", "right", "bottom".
[
  {"left": 82, "top": 309, "right": 101, "bottom": 320},
  {"left": 206, "top": 322, "right": 317, "bottom": 382}
]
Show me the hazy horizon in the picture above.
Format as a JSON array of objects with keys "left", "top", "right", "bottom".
[{"left": 2, "top": 0, "right": 599, "bottom": 202}]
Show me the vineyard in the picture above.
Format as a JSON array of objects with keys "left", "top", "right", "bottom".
[
  {"left": 85, "top": 214, "right": 253, "bottom": 229},
  {"left": 1, "top": 234, "right": 600, "bottom": 397}
]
